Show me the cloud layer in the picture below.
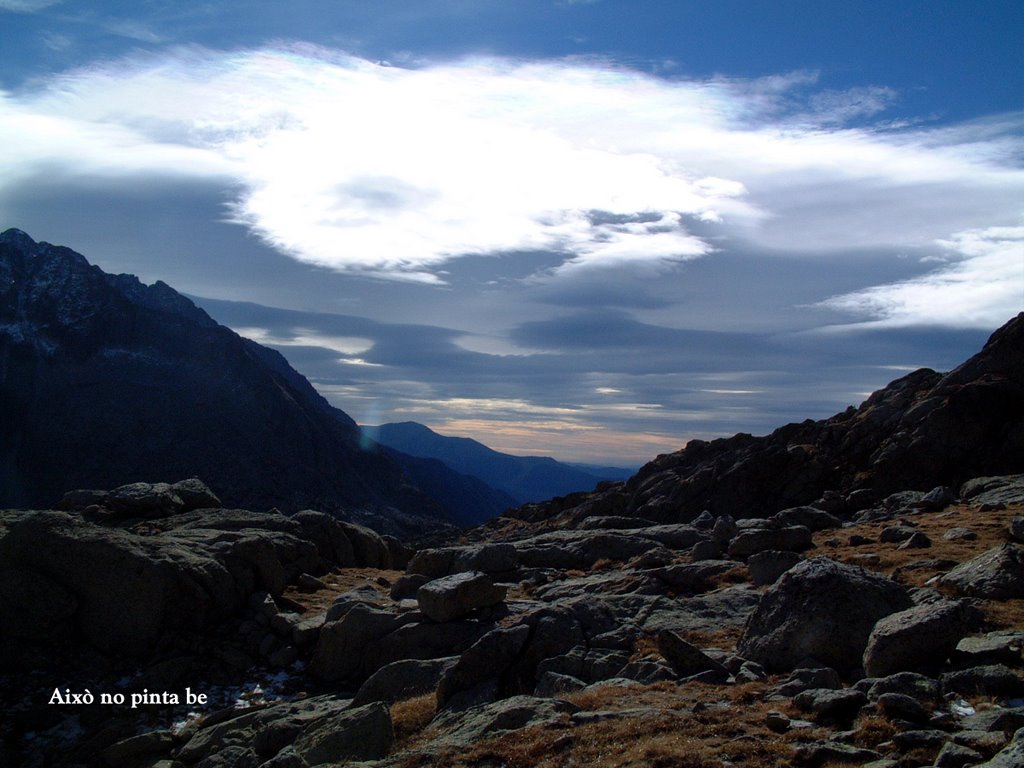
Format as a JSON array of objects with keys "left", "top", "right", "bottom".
[{"left": 2, "top": 45, "right": 1020, "bottom": 318}]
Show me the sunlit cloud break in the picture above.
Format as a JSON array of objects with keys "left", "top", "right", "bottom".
[{"left": 1, "top": 45, "right": 1022, "bottom": 295}]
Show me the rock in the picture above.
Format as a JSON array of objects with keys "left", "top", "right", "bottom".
[
  {"left": 940, "top": 545, "right": 1024, "bottom": 599},
  {"left": 417, "top": 571, "right": 507, "bottom": 623},
  {"left": 897, "top": 531, "right": 932, "bottom": 549},
  {"left": 891, "top": 728, "right": 948, "bottom": 751},
  {"left": 727, "top": 525, "right": 813, "bottom": 559},
  {"left": 766, "top": 710, "right": 791, "bottom": 733},
  {"left": 738, "top": 557, "right": 913, "bottom": 673},
  {"left": 428, "top": 695, "right": 578, "bottom": 749},
  {"left": 943, "top": 527, "right": 979, "bottom": 541},
  {"left": 934, "top": 741, "right": 984, "bottom": 768},
  {"left": 711, "top": 514, "right": 737, "bottom": 542},
  {"left": 451, "top": 543, "right": 519, "bottom": 575},
  {"left": 353, "top": 657, "right": 457, "bottom": 706},
  {"left": 747, "top": 550, "right": 803, "bottom": 586},
  {"left": 1010, "top": 517, "right": 1024, "bottom": 543},
  {"left": 689, "top": 539, "right": 721, "bottom": 561},
  {"left": 875, "top": 693, "right": 930, "bottom": 723},
  {"left": 864, "top": 672, "right": 942, "bottom": 703},
  {"left": 0, "top": 510, "right": 242, "bottom": 655},
  {"left": 862, "top": 600, "right": 977, "bottom": 677},
  {"left": 390, "top": 573, "right": 431, "bottom": 600},
  {"left": 437, "top": 625, "right": 531, "bottom": 709},
  {"left": 975, "top": 727, "right": 1024, "bottom": 767},
  {"left": 941, "top": 665, "right": 1024, "bottom": 698},
  {"left": 793, "top": 741, "right": 881, "bottom": 766},
  {"left": 793, "top": 688, "right": 868, "bottom": 723},
  {"left": 534, "top": 671, "right": 587, "bottom": 696},
  {"left": 849, "top": 534, "right": 875, "bottom": 546},
  {"left": 954, "top": 631, "right": 1024, "bottom": 667},
  {"left": 656, "top": 631, "right": 729, "bottom": 681},
  {"left": 770, "top": 667, "right": 842, "bottom": 698},
  {"left": 291, "top": 702, "right": 394, "bottom": 765},
  {"left": 651, "top": 561, "right": 740, "bottom": 594},
  {"left": 879, "top": 525, "right": 916, "bottom": 543},
  {"left": 106, "top": 481, "right": 186, "bottom": 517},
  {"left": 961, "top": 475, "right": 1024, "bottom": 506},
  {"left": 959, "top": 707, "right": 1024, "bottom": 736},
  {"left": 170, "top": 478, "right": 222, "bottom": 510},
  {"left": 772, "top": 506, "right": 841, "bottom": 531},
  {"left": 919, "top": 485, "right": 957, "bottom": 510}
]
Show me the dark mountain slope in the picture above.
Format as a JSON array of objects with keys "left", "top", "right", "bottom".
[
  {"left": 364, "top": 421, "right": 627, "bottom": 503},
  {"left": 0, "top": 229, "right": 446, "bottom": 534},
  {"left": 504, "top": 313, "right": 1024, "bottom": 526}
]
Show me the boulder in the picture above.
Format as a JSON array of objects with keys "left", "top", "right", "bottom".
[
  {"left": 417, "top": 571, "right": 507, "bottom": 623},
  {"left": 291, "top": 702, "right": 394, "bottom": 765},
  {"left": 793, "top": 687, "right": 868, "bottom": 723},
  {"left": 651, "top": 561, "right": 740, "bottom": 594},
  {"left": 772, "top": 506, "right": 841, "bottom": 532},
  {"left": 862, "top": 600, "right": 977, "bottom": 677},
  {"left": 727, "top": 525, "right": 813, "bottom": 559},
  {"left": 656, "top": 630, "right": 729, "bottom": 681},
  {"left": 941, "top": 665, "right": 1024, "bottom": 698},
  {"left": 940, "top": 545, "right": 1024, "bottom": 599},
  {"left": 738, "top": 557, "right": 913, "bottom": 673},
  {"left": 747, "top": 550, "right": 803, "bottom": 586},
  {"left": 437, "top": 625, "right": 531, "bottom": 708},
  {"left": 970, "top": 727, "right": 1024, "bottom": 768},
  {"left": 352, "top": 657, "right": 457, "bottom": 707}
]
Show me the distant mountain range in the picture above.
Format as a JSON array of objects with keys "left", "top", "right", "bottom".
[{"left": 363, "top": 421, "right": 634, "bottom": 506}]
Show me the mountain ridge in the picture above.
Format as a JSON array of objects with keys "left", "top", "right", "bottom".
[
  {"left": 494, "top": 311, "right": 1024, "bottom": 530},
  {"left": 364, "top": 420, "right": 633, "bottom": 504},
  {"left": 0, "top": 228, "right": 450, "bottom": 535}
]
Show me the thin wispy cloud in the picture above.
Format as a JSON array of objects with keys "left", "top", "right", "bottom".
[
  {"left": 0, "top": 0, "right": 62, "bottom": 12},
  {"left": 1, "top": 45, "right": 1021, "bottom": 322}
]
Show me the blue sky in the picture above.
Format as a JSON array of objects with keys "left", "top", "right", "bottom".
[{"left": 2, "top": 1, "right": 1022, "bottom": 464}]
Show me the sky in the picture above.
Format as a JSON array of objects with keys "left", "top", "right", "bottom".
[{"left": 2, "top": 1, "right": 1022, "bottom": 466}]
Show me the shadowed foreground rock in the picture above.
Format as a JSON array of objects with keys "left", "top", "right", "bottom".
[{"left": 738, "top": 557, "right": 913, "bottom": 673}]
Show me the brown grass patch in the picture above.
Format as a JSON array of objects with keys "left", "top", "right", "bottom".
[
  {"left": 390, "top": 693, "right": 438, "bottom": 745},
  {"left": 282, "top": 568, "right": 401, "bottom": 616},
  {"left": 848, "top": 713, "right": 899, "bottom": 750},
  {"left": 813, "top": 502, "right": 1023, "bottom": 587},
  {"left": 396, "top": 680, "right": 828, "bottom": 768}
]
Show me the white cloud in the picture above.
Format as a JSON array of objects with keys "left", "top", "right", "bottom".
[
  {"left": 818, "top": 226, "right": 1024, "bottom": 328},
  {"left": 1, "top": 45, "right": 1022, "bottom": 304},
  {"left": 0, "top": 0, "right": 62, "bottom": 12}
]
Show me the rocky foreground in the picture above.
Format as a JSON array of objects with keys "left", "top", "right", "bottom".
[{"left": 1, "top": 473, "right": 1023, "bottom": 768}]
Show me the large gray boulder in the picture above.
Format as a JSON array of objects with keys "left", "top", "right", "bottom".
[
  {"left": 352, "top": 657, "right": 458, "bottom": 707},
  {"left": 862, "top": 600, "right": 978, "bottom": 677},
  {"left": 738, "top": 557, "right": 913, "bottom": 673},
  {"left": 417, "top": 571, "right": 507, "bottom": 623},
  {"left": 940, "top": 545, "right": 1024, "bottom": 599},
  {"left": 437, "top": 625, "right": 531, "bottom": 708}
]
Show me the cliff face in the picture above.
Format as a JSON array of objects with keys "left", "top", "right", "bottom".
[
  {"left": 510, "top": 313, "right": 1024, "bottom": 525},
  {"left": 0, "top": 229, "right": 444, "bottom": 532}
]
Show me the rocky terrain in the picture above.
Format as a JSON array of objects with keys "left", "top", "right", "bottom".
[{"left": 1, "top": 315, "right": 1023, "bottom": 767}]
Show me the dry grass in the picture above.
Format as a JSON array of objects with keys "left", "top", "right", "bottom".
[
  {"left": 813, "top": 503, "right": 1022, "bottom": 588},
  {"left": 282, "top": 567, "right": 402, "bottom": 616},
  {"left": 390, "top": 681, "right": 829, "bottom": 768},
  {"left": 847, "top": 713, "right": 899, "bottom": 750},
  {"left": 390, "top": 693, "right": 438, "bottom": 746}
]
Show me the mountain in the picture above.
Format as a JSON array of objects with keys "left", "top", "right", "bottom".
[
  {"left": 0, "top": 229, "right": 450, "bottom": 536},
  {"left": 378, "top": 448, "right": 518, "bottom": 527},
  {"left": 363, "top": 421, "right": 631, "bottom": 504},
  {"left": 500, "top": 312, "right": 1024, "bottom": 527}
]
